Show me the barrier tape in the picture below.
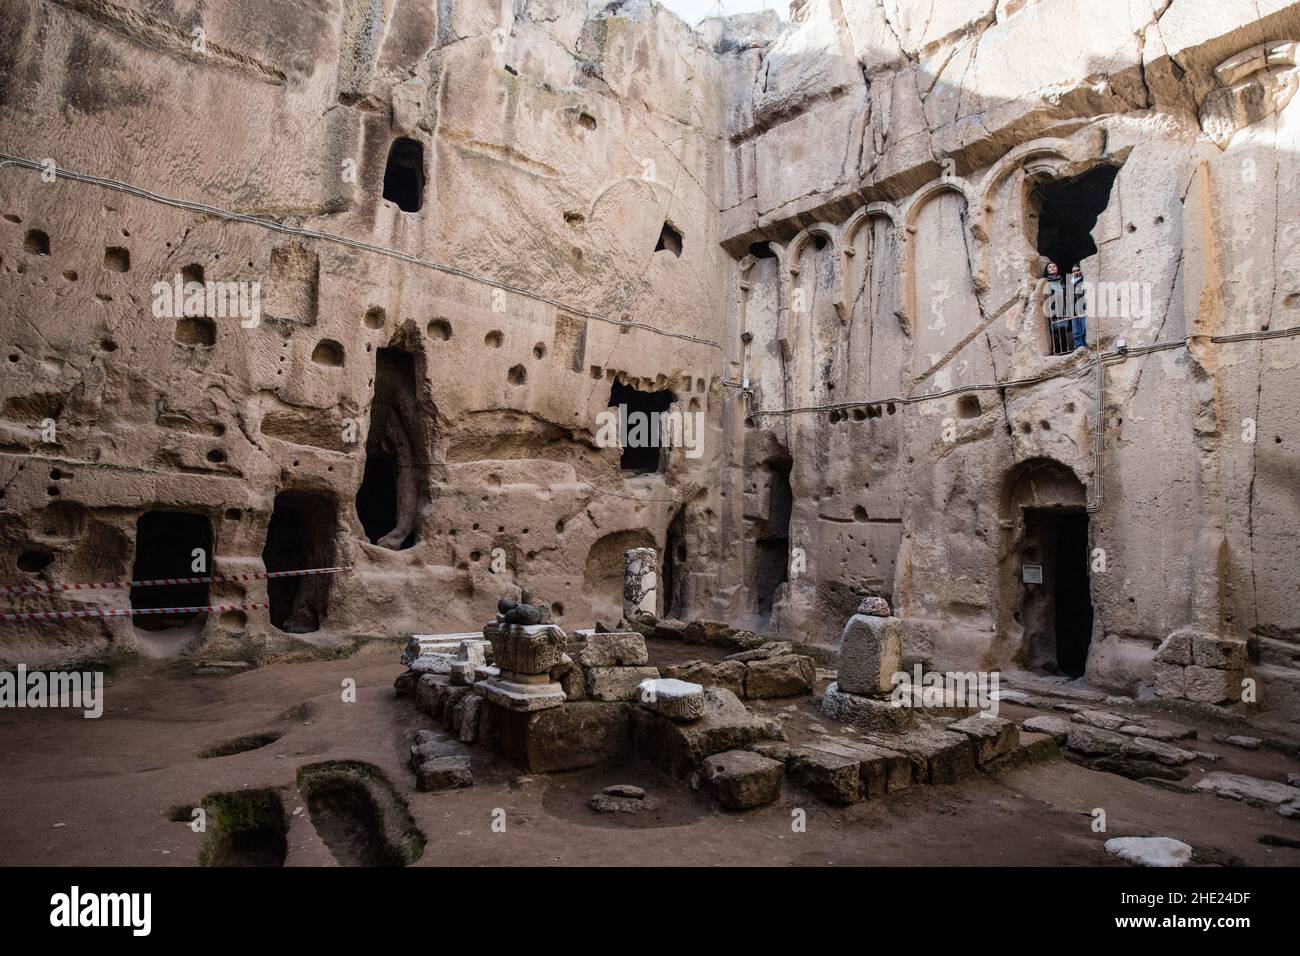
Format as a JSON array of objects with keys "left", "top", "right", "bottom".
[
  {"left": 1, "top": 602, "right": 270, "bottom": 623},
  {"left": 0, "top": 565, "right": 353, "bottom": 596}
]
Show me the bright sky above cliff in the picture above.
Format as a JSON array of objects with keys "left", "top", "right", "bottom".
[{"left": 659, "top": 0, "right": 786, "bottom": 24}]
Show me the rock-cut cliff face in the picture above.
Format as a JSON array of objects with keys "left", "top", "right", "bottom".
[
  {"left": 0, "top": 0, "right": 733, "bottom": 663},
  {"left": 0, "top": 0, "right": 1297, "bottom": 718},
  {"left": 713, "top": 0, "right": 1300, "bottom": 715}
]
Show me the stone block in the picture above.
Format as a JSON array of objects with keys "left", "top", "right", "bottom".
[
  {"left": 837, "top": 614, "right": 902, "bottom": 696},
  {"left": 661, "top": 659, "right": 746, "bottom": 697},
  {"left": 787, "top": 747, "right": 861, "bottom": 804},
  {"left": 409, "top": 732, "right": 461, "bottom": 769},
  {"left": 477, "top": 678, "right": 565, "bottom": 712},
  {"left": 1153, "top": 628, "right": 1196, "bottom": 666},
  {"left": 416, "top": 756, "right": 472, "bottom": 792},
  {"left": 578, "top": 631, "right": 648, "bottom": 667},
  {"left": 494, "top": 701, "right": 634, "bottom": 773},
  {"left": 1152, "top": 662, "right": 1186, "bottom": 699},
  {"left": 632, "top": 687, "right": 784, "bottom": 777},
  {"left": 559, "top": 664, "right": 586, "bottom": 700},
  {"left": 442, "top": 685, "right": 471, "bottom": 729},
  {"left": 949, "top": 715, "right": 1020, "bottom": 764},
  {"left": 702, "top": 750, "right": 784, "bottom": 810},
  {"left": 415, "top": 673, "right": 450, "bottom": 717},
  {"left": 585, "top": 666, "right": 660, "bottom": 701},
  {"left": 821, "top": 681, "right": 916, "bottom": 731},
  {"left": 1190, "top": 634, "right": 1248, "bottom": 670},
  {"left": 880, "top": 730, "right": 977, "bottom": 784},
  {"left": 457, "top": 694, "right": 483, "bottom": 744},
  {"left": 1184, "top": 665, "right": 1243, "bottom": 704},
  {"left": 394, "top": 670, "right": 417, "bottom": 698},
  {"left": 743, "top": 654, "right": 816, "bottom": 698},
  {"left": 652, "top": 618, "right": 688, "bottom": 642}
]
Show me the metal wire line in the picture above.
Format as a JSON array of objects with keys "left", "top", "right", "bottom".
[{"left": 4, "top": 154, "right": 1295, "bottom": 429}]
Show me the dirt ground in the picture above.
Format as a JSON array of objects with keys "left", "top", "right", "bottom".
[{"left": 2, "top": 638, "right": 1298, "bottom": 867}]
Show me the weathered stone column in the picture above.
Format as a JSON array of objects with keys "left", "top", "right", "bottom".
[{"left": 623, "top": 547, "right": 657, "bottom": 618}]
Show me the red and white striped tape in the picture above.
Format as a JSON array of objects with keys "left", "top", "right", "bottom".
[
  {"left": 1, "top": 602, "right": 270, "bottom": 623},
  {"left": 0, "top": 565, "right": 353, "bottom": 596}
]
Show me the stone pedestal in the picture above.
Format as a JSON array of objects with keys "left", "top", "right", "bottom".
[
  {"left": 623, "top": 547, "right": 657, "bottom": 618},
  {"left": 481, "top": 621, "right": 569, "bottom": 712}
]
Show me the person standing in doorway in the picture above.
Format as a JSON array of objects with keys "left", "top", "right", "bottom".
[{"left": 1069, "top": 264, "right": 1088, "bottom": 350}]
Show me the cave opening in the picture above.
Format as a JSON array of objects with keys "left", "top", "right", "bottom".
[
  {"left": 608, "top": 380, "right": 677, "bottom": 474},
  {"left": 357, "top": 346, "right": 426, "bottom": 549},
  {"left": 382, "top": 138, "right": 425, "bottom": 213},
  {"left": 753, "top": 454, "right": 793, "bottom": 619},
  {"left": 654, "top": 221, "right": 683, "bottom": 257},
  {"left": 1033, "top": 164, "right": 1119, "bottom": 272},
  {"left": 263, "top": 491, "right": 337, "bottom": 633},
  {"left": 129, "top": 510, "right": 212, "bottom": 631},
  {"left": 662, "top": 508, "right": 687, "bottom": 618}
]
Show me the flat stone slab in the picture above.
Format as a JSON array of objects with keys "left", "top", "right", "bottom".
[
  {"left": 702, "top": 750, "right": 784, "bottom": 810},
  {"left": 1022, "top": 715, "right": 1072, "bottom": 742},
  {"left": 1065, "top": 724, "right": 1130, "bottom": 756},
  {"left": 1194, "top": 772, "right": 1300, "bottom": 806},
  {"left": 477, "top": 678, "right": 566, "bottom": 712},
  {"left": 822, "top": 681, "right": 916, "bottom": 732},
  {"left": 1104, "top": 836, "right": 1192, "bottom": 868},
  {"left": 589, "top": 787, "right": 657, "bottom": 814}
]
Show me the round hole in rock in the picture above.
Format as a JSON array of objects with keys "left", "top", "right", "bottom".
[
  {"left": 62, "top": 270, "right": 77, "bottom": 281},
  {"left": 427, "top": 318, "right": 451, "bottom": 341},
  {"left": 207, "top": 448, "right": 226, "bottom": 464},
  {"left": 103, "top": 246, "right": 131, "bottom": 272},
  {"left": 100, "top": 338, "right": 118, "bottom": 352},
  {"left": 23, "top": 229, "right": 50, "bottom": 256},
  {"left": 507, "top": 364, "right": 527, "bottom": 386},
  {"left": 311, "top": 339, "right": 345, "bottom": 367},
  {"left": 182, "top": 263, "right": 204, "bottom": 284},
  {"left": 17, "top": 550, "right": 54, "bottom": 572},
  {"left": 533, "top": 342, "right": 546, "bottom": 359},
  {"left": 175, "top": 316, "right": 216, "bottom": 347},
  {"left": 553, "top": 601, "right": 564, "bottom": 616},
  {"left": 225, "top": 508, "right": 241, "bottom": 520},
  {"left": 485, "top": 330, "right": 503, "bottom": 348},
  {"left": 956, "top": 394, "right": 981, "bottom": 419},
  {"left": 577, "top": 112, "right": 597, "bottom": 130},
  {"left": 364, "top": 305, "right": 385, "bottom": 329}
]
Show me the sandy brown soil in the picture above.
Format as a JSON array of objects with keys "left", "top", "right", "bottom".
[{"left": 1, "top": 639, "right": 1298, "bottom": 867}]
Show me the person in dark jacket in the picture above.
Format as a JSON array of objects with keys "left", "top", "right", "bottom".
[{"left": 1069, "top": 264, "right": 1088, "bottom": 350}]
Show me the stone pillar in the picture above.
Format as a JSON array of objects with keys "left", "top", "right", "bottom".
[{"left": 623, "top": 547, "right": 657, "bottom": 618}]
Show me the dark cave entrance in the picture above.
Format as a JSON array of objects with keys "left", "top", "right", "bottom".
[
  {"left": 1020, "top": 508, "right": 1093, "bottom": 678},
  {"left": 382, "top": 138, "right": 425, "bottom": 213},
  {"left": 357, "top": 345, "right": 426, "bottom": 550},
  {"left": 608, "top": 380, "right": 677, "bottom": 475},
  {"left": 753, "top": 453, "right": 793, "bottom": 619},
  {"left": 129, "top": 510, "right": 213, "bottom": 630},
  {"left": 662, "top": 508, "right": 687, "bottom": 618},
  {"left": 1033, "top": 164, "right": 1120, "bottom": 272},
  {"left": 356, "top": 454, "right": 400, "bottom": 545},
  {"left": 263, "top": 491, "right": 337, "bottom": 633}
]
